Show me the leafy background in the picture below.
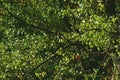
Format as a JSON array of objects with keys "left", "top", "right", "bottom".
[{"left": 0, "top": 0, "right": 120, "bottom": 80}]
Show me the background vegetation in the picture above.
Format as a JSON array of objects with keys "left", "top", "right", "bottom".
[{"left": 0, "top": 0, "right": 120, "bottom": 80}]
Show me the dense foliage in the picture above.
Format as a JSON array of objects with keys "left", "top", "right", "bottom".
[{"left": 0, "top": 0, "right": 120, "bottom": 80}]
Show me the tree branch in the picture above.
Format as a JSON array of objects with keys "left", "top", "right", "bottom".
[
  {"left": 0, "top": 4, "right": 54, "bottom": 35},
  {"left": 22, "top": 42, "right": 68, "bottom": 77}
]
